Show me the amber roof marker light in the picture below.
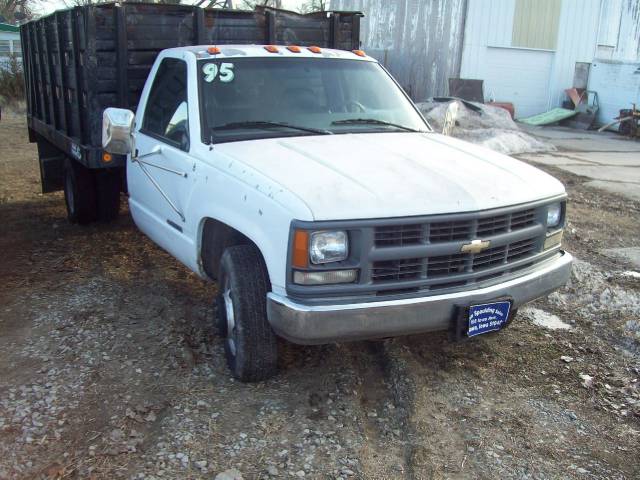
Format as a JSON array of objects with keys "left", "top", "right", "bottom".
[
  {"left": 287, "top": 45, "right": 302, "bottom": 53},
  {"left": 207, "top": 46, "right": 221, "bottom": 54},
  {"left": 264, "top": 45, "right": 280, "bottom": 53},
  {"left": 307, "top": 46, "right": 322, "bottom": 54},
  {"left": 352, "top": 49, "right": 366, "bottom": 57}
]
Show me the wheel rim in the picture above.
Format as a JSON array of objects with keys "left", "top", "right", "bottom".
[
  {"left": 65, "top": 172, "right": 75, "bottom": 216},
  {"left": 222, "top": 278, "right": 237, "bottom": 356}
]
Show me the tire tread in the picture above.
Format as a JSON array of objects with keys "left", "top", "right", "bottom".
[{"left": 218, "top": 245, "right": 277, "bottom": 382}]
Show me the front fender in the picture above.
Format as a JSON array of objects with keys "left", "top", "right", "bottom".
[{"left": 187, "top": 159, "right": 313, "bottom": 294}]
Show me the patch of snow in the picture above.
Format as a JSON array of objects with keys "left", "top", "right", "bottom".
[
  {"left": 550, "top": 259, "right": 640, "bottom": 318},
  {"left": 625, "top": 320, "right": 640, "bottom": 340},
  {"left": 522, "top": 307, "right": 572, "bottom": 330},
  {"left": 621, "top": 271, "right": 640, "bottom": 279},
  {"left": 415, "top": 100, "right": 556, "bottom": 155}
]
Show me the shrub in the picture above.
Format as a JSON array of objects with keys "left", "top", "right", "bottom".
[{"left": 0, "top": 55, "right": 25, "bottom": 107}]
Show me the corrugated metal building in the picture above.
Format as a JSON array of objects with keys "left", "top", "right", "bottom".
[
  {"left": 331, "top": 0, "right": 468, "bottom": 101},
  {"left": 334, "top": 0, "right": 640, "bottom": 123}
]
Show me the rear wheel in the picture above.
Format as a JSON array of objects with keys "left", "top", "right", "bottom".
[
  {"left": 215, "top": 245, "right": 278, "bottom": 382},
  {"left": 63, "top": 158, "right": 97, "bottom": 224}
]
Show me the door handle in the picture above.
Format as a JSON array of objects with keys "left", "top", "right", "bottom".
[{"left": 134, "top": 145, "right": 163, "bottom": 161}]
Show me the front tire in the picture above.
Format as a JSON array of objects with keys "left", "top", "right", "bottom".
[{"left": 216, "top": 245, "right": 278, "bottom": 382}]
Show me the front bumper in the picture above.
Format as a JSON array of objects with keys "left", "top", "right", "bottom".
[{"left": 267, "top": 251, "right": 573, "bottom": 345}]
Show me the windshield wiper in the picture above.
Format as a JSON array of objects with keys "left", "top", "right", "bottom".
[
  {"left": 331, "top": 118, "right": 420, "bottom": 132},
  {"left": 211, "top": 121, "right": 332, "bottom": 135}
]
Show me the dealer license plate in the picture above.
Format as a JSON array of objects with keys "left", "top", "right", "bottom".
[{"left": 467, "top": 301, "right": 511, "bottom": 337}]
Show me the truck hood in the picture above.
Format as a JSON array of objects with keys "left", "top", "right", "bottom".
[{"left": 215, "top": 132, "right": 565, "bottom": 220}]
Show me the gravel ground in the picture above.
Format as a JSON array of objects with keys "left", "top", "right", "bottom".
[{"left": 1, "top": 114, "right": 639, "bottom": 479}]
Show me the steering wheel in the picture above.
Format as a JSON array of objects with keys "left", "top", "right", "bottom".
[{"left": 345, "top": 100, "right": 366, "bottom": 113}]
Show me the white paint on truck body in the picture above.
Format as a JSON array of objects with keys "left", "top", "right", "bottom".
[
  {"left": 215, "top": 132, "right": 565, "bottom": 220},
  {"left": 126, "top": 46, "right": 565, "bottom": 297}
]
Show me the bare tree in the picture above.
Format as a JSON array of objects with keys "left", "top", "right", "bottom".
[
  {"left": 60, "top": 0, "right": 106, "bottom": 6},
  {"left": 0, "top": 0, "right": 35, "bottom": 23},
  {"left": 60, "top": 0, "right": 185, "bottom": 6},
  {"left": 234, "top": 0, "right": 281, "bottom": 9},
  {"left": 297, "top": 0, "right": 326, "bottom": 13}
]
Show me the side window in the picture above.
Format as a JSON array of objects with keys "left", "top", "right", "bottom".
[{"left": 142, "top": 58, "right": 190, "bottom": 151}]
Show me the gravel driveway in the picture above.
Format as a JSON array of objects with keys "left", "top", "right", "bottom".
[{"left": 1, "top": 115, "right": 639, "bottom": 479}]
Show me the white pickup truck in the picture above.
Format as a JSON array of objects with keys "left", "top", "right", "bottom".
[{"left": 101, "top": 44, "right": 572, "bottom": 381}]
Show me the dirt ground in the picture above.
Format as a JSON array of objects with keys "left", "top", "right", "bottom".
[{"left": 1, "top": 114, "right": 639, "bottom": 480}]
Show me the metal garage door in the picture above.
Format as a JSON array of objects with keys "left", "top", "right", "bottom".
[{"left": 483, "top": 46, "right": 554, "bottom": 119}]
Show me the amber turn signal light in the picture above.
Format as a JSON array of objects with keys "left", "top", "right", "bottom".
[
  {"left": 102, "top": 152, "right": 113, "bottom": 163},
  {"left": 292, "top": 230, "right": 309, "bottom": 268}
]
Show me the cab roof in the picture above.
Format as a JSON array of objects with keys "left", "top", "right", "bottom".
[{"left": 166, "top": 45, "right": 375, "bottom": 62}]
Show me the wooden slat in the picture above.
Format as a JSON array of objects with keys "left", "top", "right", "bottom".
[
  {"left": 115, "top": 5, "right": 128, "bottom": 109},
  {"left": 70, "top": 7, "right": 85, "bottom": 143},
  {"left": 32, "top": 23, "right": 48, "bottom": 123},
  {"left": 53, "top": 14, "right": 69, "bottom": 134}
]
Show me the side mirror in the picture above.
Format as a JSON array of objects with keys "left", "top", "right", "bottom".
[{"left": 102, "top": 108, "right": 135, "bottom": 155}]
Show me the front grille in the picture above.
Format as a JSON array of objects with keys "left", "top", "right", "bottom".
[
  {"left": 507, "top": 238, "right": 536, "bottom": 261},
  {"left": 374, "top": 208, "right": 537, "bottom": 247},
  {"left": 473, "top": 245, "right": 507, "bottom": 270},
  {"left": 372, "top": 236, "right": 540, "bottom": 286},
  {"left": 372, "top": 258, "right": 422, "bottom": 282},
  {"left": 511, "top": 209, "right": 536, "bottom": 230},
  {"left": 374, "top": 224, "right": 422, "bottom": 247},
  {"left": 429, "top": 220, "right": 472, "bottom": 242},
  {"left": 426, "top": 253, "right": 466, "bottom": 277},
  {"left": 477, "top": 216, "right": 508, "bottom": 236},
  {"left": 289, "top": 201, "right": 558, "bottom": 299}
]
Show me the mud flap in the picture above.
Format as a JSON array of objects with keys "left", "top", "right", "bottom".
[
  {"left": 36, "top": 135, "right": 65, "bottom": 193},
  {"left": 39, "top": 155, "right": 65, "bottom": 193}
]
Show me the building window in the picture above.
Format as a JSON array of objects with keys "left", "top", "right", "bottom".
[
  {"left": 12, "top": 40, "right": 21, "bottom": 55},
  {"left": 597, "top": 0, "right": 622, "bottom": 47},
  {"left": 0, "top": 40, "right": 11, "bottom": 57},
  {"left": 512, "top": 0, "right": 561, "bottom": 50}
]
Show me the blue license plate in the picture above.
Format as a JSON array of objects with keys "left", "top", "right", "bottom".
[{"left": 467, "top": 301, "right": 511, "bottom": 337}]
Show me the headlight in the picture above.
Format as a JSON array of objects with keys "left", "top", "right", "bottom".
[
  {"left": 310, "top": 230, "right": 348, "bottom": 264},
  {"left": 546, "top": 203, "right": 562, "bottom": 228}
]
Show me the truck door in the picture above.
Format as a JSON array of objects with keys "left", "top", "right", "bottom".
[{"left": 128, "top": 57, "right": 194, "bottom": 245}]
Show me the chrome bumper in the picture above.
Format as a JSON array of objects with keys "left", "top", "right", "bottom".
[{"left": 267, "top": 251, "right": 573, "bottom": 345}]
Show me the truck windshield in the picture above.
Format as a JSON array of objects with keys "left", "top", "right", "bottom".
[{"left": 198, "top": 57, "right": 431, "bottom": 144}]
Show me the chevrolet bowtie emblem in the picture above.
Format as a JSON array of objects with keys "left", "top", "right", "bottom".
[{"left": 460, "top": 239, "right": 491, "bottom": 254}]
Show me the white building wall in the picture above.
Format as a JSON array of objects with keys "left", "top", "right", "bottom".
[
  {"left": 547, "top": 0, "right": 601, "bottom": 108},
  {"left": 461, "top": 0, "right": 601, "bottom": 118},
  {"left": 596, "top": 0, "right": 640, "bottom": 62},
  {"left": 590, "top": 0, "right": 640, "bottom": 126},
  {"left": 459, "top": 0, "right": 515, "bottom": 78}
]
